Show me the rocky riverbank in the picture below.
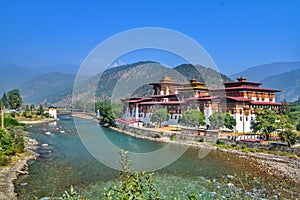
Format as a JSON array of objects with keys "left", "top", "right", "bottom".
[
  {"left": 0, "top": 137, "right": 39, "bottom": 200},
  {"left": 19, "top": 118, "right": 57, "bottom": 124},
  {"left": 110, "top": 126, "right": 300, "bottom": 183}
]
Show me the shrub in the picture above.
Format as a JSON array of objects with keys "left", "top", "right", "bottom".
[
  {"left": 0, "top": 153, "right": 11, "bottom": 166},
  {"left": 104, "top": 150, "right": 162, "bottom": 200}
]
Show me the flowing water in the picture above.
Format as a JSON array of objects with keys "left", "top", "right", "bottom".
[{"left": 14, "top": 116, "right": 298, "bottom": 199}]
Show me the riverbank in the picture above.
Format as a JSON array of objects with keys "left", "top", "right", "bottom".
[
  {"left": 110, "top": 126, "right": 300, "bottom": 183},
  {"left": 67, "top": 112, "right": 300, "bottom": 185},
  {"left": 0, "top": 137, "right": 39, "bottom": 200},
  {"left": 19, "top": 118, "right": 57, "bottom": 124}
]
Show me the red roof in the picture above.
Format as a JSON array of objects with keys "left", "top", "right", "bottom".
[
  {"left": 185, "top": 96, "right": 218, "bottom": 101},
  {"left": 151, "top": 94, "right": 177, "bottom": 98},
  {"left": 250, "top": 101, "right": 282, "bottom": 106},
  {"left": 227, "top": 96, "right": 251, "bottom": 102},
  {"left": 125, "top": 98, "right": 152, "bottom": 103},
  {"left": 210, "top": 85, "right": 280, "bottom": 92},
  {"left": 224, "top": 81, "right": 262, "bottom": 86},
  {"left": 139, "top": 101, "right": 185, "bottom": 105}
]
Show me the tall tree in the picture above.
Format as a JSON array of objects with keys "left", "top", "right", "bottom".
[
  {"left": 209, "top": 112, "right": 236, "bottom": 130},
  {"left": 251, "top": 108, "right": 279, "bottom": 140},
  {"left": 38, "top": 105, "right": 44, "bottom": 115},
  {"left": 7, "top": 89, "right": 22, "bottom": 109},
  {"left": 180, "top": 110, "right": 205, "bottom": 128},
  {"left": 96, "top": 100, "right": 115, "bottom": 125},
  {"left": 224, "top": 113, "right": 237, "bottom": 130},
  {"left": 151, "top": 109, "right": 169, "bottom": 127},
  {"left": 1, "top": 92, "right": 8, "bottom": 108}
]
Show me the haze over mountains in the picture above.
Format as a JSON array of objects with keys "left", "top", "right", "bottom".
[
  {"left": 230, "top": 61, "right": 300, "bottom": 102},
  {"left": 0, "top": 61, "right": 299, "bottom": 105}
]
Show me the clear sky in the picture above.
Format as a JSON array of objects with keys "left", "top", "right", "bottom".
[{"left": 1, "top": 0, "right": 299, "bottom": 75}]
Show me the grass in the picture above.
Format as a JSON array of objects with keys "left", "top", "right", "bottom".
[{"left": 214, "top": 142, "right": 299, "bottom": 159}]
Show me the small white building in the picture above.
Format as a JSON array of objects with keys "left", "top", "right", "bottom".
[{"left": 48, "top": 106, "right": 57, "bottom": 119}]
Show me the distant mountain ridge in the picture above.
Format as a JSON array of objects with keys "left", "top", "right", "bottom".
[
  {"left": 261, "top": 68, "right": 300, "bottom": 102},
  {"left": 0, "top": 63, "right": 41, "bottom": 94},
  {"left": 45, "top": 61, "right": 232, "bottom": 107},
  {"left": 230, "top": 61, "right": 300, "bottom": 82},
  {"left": 19, "top": 72, "right": 75, "bottom": 104}
]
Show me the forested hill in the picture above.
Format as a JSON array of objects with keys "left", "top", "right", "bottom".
[
  {"left": 47, "top": 61, "right": 232, "bottom": 106},
  {"left": 174, "top": 64, "right": 232, "bottom": 88}
]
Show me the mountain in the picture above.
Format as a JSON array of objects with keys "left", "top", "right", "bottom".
[
  {"left": 19, "top": 72, "right": 75, "bottom": 104},
  {"left": 32, "top": 64, "right": 80, "bottom": 75},
  {"left": 230, "top": 61, "right": 300, "bottom": 82},
  {"left": 175, "top": 64, "right": 232, "bottom": 88},
  {"left": 42, "top": 61, "right": 232, "bottom": 106},
  {"left": 260, "top": 68, "right": 300, "bottom": 102},
  {"left": 0, "top": 63, "right": 41, "bottom": 94}
]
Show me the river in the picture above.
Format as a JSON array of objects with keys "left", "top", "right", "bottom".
[{"left": 14, "top": 115, "right": 299, "bottom": 199}]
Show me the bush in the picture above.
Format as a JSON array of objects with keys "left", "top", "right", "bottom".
[
  {"left": 0, "top": 153, "right": 11, "bottom": 166},
  {"left": 216, "top": 140, "right": 224, "bottom": 145},
  {"left": 104, "top": 150, "right": 162, "bottom": 200}
]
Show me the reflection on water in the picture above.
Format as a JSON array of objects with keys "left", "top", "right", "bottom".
[{"left": 14, "top": 116, "right": 296, "bottom": 199}]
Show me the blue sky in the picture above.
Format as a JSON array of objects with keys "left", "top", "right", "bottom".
[{"left": 1, "top": 0, "right": 299, "bottom": 75}]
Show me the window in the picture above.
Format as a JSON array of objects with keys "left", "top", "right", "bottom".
[
  {"left": 240, "top": 116, "right": 242, "bottom": 121},
  {"left": 246, "top": 117, "right": 248, "bottom": 121},
  {"left": 174, "top": 115, "right": 177, "bottom": 120}
]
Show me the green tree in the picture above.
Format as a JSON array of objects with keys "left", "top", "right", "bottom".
[
  {"left": 224, "top": 112, "right": 237, "bottom": 130},
  {"left": 30, "top": 104, "right": 35, "bottom": 112},
  {"left": 151, "top": 109, "right": 169, "bottom": 127},
  {"left": 251, "top": 108, "right": 279, "bottom": 140},
  {"left": 96, "top": 100, "right": 115, "bottom": 125},
  {"left": 277, "top": 114, "right": 298, "bottom": 147},
  {"left": 180, "top": 110, "right": 205, "bottom": 128},
  {"left": 209, "top": 112, "right": 236, "bottom": 130},
  {"left": 1, "top": 92, "right": 9, "bottom": 108},
  {"left": 38, "top": 105, "right": 44, "bottom": 115},
  {"left": 7, "top": 89, "right": 22, "bottom": 109}
]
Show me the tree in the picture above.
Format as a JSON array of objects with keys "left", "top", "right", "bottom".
[
  {"left": 1, "top": 92, "right": 8, "bottom": 108},
  {"left": 96, "top": 100, "right": 115, "bottom": 125},
  {"left": 7, "top": 89, "right": 22, "bottom": 109},
  {"left": 151, "top": 109, "right": 169, "bottom": 127},
  {"left": 209, "top": 112, "right": 236, "bottom": 130},
  {"left": 38, "top": 105, "right": 44, "bottom": 115},
  {"left": 180, "top": 110, "right": 205, "bottom": 128},
  {"left": 224, "top": 113, "right": 237, "bottom": 130},
  {"left": 278, "top": 114, "right": 298, "bottom": 147},
  {"left": 251, "top": 108, "right": 279, "bottom": 140}
]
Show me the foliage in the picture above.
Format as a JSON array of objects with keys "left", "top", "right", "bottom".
[
  {"left": 151, "top": 109, "right": 169, "bottom": 128},
  {"left": 37, "top": 104, "right": 44, "bottom": 115},
  {"left": 209, "top": 112, "right": 236, "bottom": 130},
  {"left": 1, "top": 115, "right": 24, "bottom": 128},
  {"left": 280, "top": 129, "right": 298, "bottom": 147},
  {"left": 0, "top": 128, "right": 25, "bottom": 165},
  {"left": 7, "top": 89, "right": 23, "bottom": 109},
  {"left": 180, "top": 110, "right": 205, "bottom": 128},
  {"left": 1, "top": 92, "right": 9, "bottom": 108},
  {"left": 104, "top": 150, "right": 162, "bottom": 200},
  {"left": 58, "top": 185, "right": 88, "bottom": 200},
  {"left": 251, "top": 109, "right": 279, "bottom": 140},
  {"left": 95, "top": 100, "right": 123, "bottom": 125},
  {"left": 224, "top": 113, "right": 236, "bottom": 130}
]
